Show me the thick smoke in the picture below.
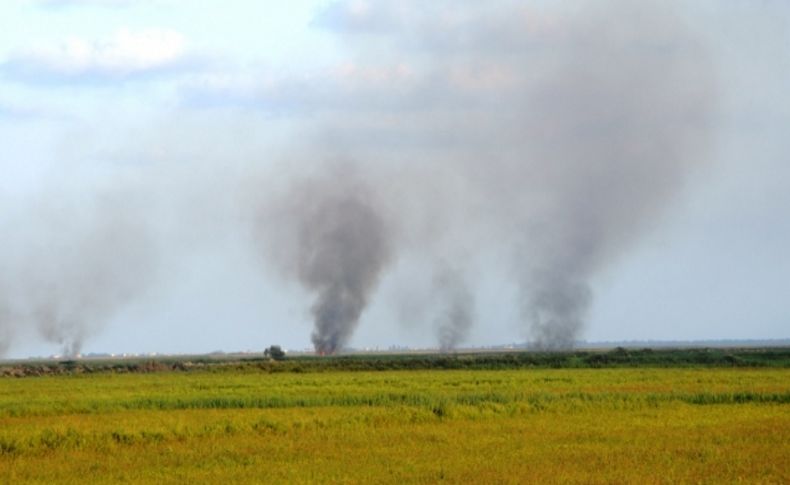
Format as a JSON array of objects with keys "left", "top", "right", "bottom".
[
  {"left": 1, "top": 0, "right": 716, "bottom": 357},
  {"left": 305, "top": 0, "right": 714, "bottom": 349},
  {"left": 261, "top": 164, "right": 393, "bottom": 354}
]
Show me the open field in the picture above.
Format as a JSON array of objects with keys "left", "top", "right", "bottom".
[{"left": 1, "top": 352, "right": 789, "bottom": 483}]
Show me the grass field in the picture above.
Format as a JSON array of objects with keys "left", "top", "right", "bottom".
[{"left": 1, "top": 357, "right": 788, "bottom": 483}]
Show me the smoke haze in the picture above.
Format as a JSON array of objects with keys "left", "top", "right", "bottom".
[
  {"left": 0, "top": 0, "right": 735, "bottom": 357},
  {"left": 1, "top": 187, "right": 158, "bottom": 357},
  {"left": 512, "top": 2, "right": 715, "bottom": 347},
  {"left": 433, "top": 264, "right": 474, "bottom": 352},
  {"left": 294, "top": 0, "right": 715, "bottom": 349}
]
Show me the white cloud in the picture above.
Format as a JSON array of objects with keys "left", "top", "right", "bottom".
[
  {"left": 0, "top": 95, "right": 58, "bottom": 120},
  {"left": 3, "top": 28, "right": 189, "bottom": 81},
  {"left": 32, "top": 0, "right": 140, "bottom": 8}
]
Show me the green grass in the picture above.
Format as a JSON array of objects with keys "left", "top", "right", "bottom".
[{"left": 3, "top": 347, "right": 789, "bottom": 378}]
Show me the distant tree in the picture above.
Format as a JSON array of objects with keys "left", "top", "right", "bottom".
[{"left": 264, "top": 345, "right": 286, "bottom": 361}]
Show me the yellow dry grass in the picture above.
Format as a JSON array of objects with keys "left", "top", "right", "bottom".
[{"left": 0, "top": 368, "right": 788, "bottom": 483}]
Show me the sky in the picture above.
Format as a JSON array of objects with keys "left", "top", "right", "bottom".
[{"left": 0, "top": 0, "right": 788, "bottom": 358}]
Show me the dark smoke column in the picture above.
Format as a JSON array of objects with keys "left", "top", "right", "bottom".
[
  {"left": 267, "top": 166, "right": 392, "bottom": 355},
  {"left": 300, "top": 192, "right": 390, "bottom": 354}
]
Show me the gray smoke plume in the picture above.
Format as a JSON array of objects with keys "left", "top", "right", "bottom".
[
  {"left": 261, "top": 164, "right": 393, "bottom": 354},
  {"left": 2, "top": 189, "right": 157, "bottom": 357},
  {"left": 511, "top": 1, "right": 715, "bottom": 348},
  {"left": 433, "top": 264, "right": 474, "bottom": 352},
  {"left": 0, "top": 298, "right": 11, "bottom": 356},
  {"left": 0, "top": 1, "right": 716, "bottom": 357},
  {"left": 307, "top": 0, "right": 715, "bottom": 349}
]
